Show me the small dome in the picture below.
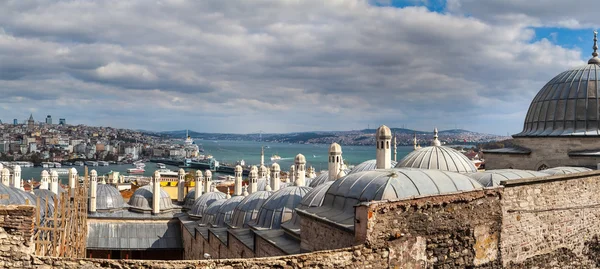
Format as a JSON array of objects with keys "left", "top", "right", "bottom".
[
  {"left": 41, "top": 170, "right": 49, "bottom": 177},
  {"left": 178, "top": 168, "right": 185, "bottom": 175},
  {"left": 235, "top": 165, "right": 243, "bottom": 172},
  {"left": 0, "top": 184, "right": 35, "bottom": 205},
  {"left": 377, "top": 125, "right": 392, "bottom": 138},
  {"left": 295, "top": 154, "right": 306, "bottom": 164},
  {"left": 271, "top": 163, "right": 280, "bottom": 171},
  {"left": 396, "top": 146, "right": 477, "bottom": 173},
  {"left": 95, "top": 184, "right": 125, "bottom": 211},
  {"left": 183, "top": 190, "right": 197, "bottom": 209},
  {"left": 90, "top": 170, "right": 98, "bottom": 176},
  {"left": 348, "top": 159, "right": 399, "bottom": 175},
  {"left": 282, "top": 181, "right": 333, "bottom": 234},
  {"left": 34, "top": 183, "right": 66, "bottom": 194},
  {"left": 196, "top": 170, "right": 203, "bottom": 176},
  {"left": 128, "top": 185, "right": 174, "bottom": 213},
  {"left": 308, "top": 169, "right": 351, "bottom": 188},
  {"left": 214, "top": 195, "right": 245, "bottom": 227},
  {"left": 230, "top": 191, "right": 272, "bottom": 228},
  {"left": 188, "top": 191, "right": 226, "bottom": 219},
  {"left": 259, "top": 165, "right": 267, "bottom": 173},
  {"left": 69, "top": 167, "right": 77, "bottom": 174},
  {"left": 33, "top": 189, "right": 57, "bottom": 219},
  {"left": 540, "top": 166, "right": 593, "bottom": 175},
  {"left": 13, "top": 165, "right": 21, "bottom": 172},
  {"left": 199, "top": 199, "right": 226, "bottom": 226},
  {"left": 257, "top": 179, "right": 269, "bottom": 192},
  {"left": 466, "top": 169, "right": 548, "bottom": 187},
  {"left": 329, "top": 143, "right": 342, "bottom": 154},
  {"left": 250, "top": 186, "right": 311, "bottom": 230},
  {"left": 50, "top": 170, "right": 59, "bottom": 177}
]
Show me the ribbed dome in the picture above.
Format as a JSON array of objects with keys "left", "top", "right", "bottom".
[
  {"left": 182, "top": 190, "right": 196, "bottom": 209},
  {"left": 95, "top": 184, "right": 125, "bottom": 211},
  {"left": 516, "top": 62, "right": 600, "bottom": 136},
  {"left": 257, "top": 179, "right": 268, "bottom": 192},
  {"left": 128, "top": 185, "right": 174, "bottom": 213},
  {"left": 250, "top": 186, "right": 311, "bottom": 230},
  {"left": 282, "top": 181, "right": 333, "bottom": 234},
  {"left": 188, "top": 191, "right": 226, "bottom": 219},
  {"left": 0, "top": 185, "right": 36, "bottom": 205},
  {"left": 396, "top": 146, "right": 477, "bottom": 173},
  {"left": 214, "top": 195, "right": 245, "bottom": 227},
  {"left": 466, "top": 169, "right": 547, "bottom": 187},
  {"left": 199, "top": 199, "right": 226, "bottom": 226},
  {"left": 308, "top": 169, "right": 351, "bottom": 188},
  {"left": 348, "top": 159, "right": 399, "bottom": 175},
  {"left": 229, "top": 191, "right": 272, "bottom": 228},
  {"left": 540, "top": 166, "right": 592, "bottom": 175},
  {"left": 33, "top": 189, "right": 57, "bottom": 220}
]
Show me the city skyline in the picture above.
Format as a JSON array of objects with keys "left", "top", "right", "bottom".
[{"left": 0, "top": 1, "right": 597, "bottom": 135}]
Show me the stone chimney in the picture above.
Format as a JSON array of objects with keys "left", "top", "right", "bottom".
[
  {"left": 152, "top": 171, "right": 161, "bottom": 215},
  {"left": 12, "top": 165, "right": 21, "bottom": 190},
  {"left": 270, "top": 163, "right": 280, "bottom": 191},
  {"left": 1, "top": 168, "right": 10, "bottom": 186},
  {"left": 204, "top": 170, "right": 212, "bottom": 193},
  {"left": 68, "top": 168, "right": 78, "bottom": 195},
  {"left": 249, "top": 166, "right": 258, "bottom": 194},
  {"left": 177, "top": 168, "right": 185, "bottom": 202},
  {"left": 195, "top": 170, "right": 203, "bottom": 199},
  {"left": 376, "top": 125, "right": 392, "bottom": 169},
  {"left": 234, "top": 165, "right": 243, "bottom": 196},
  {"left": 50, "top": 170, "right": 59, "bottom": 195},
  {"left": 328, "top": 143, "right": 342, "bottom": 181},
  {"left": 294, "top": 154, "right": 306, "bottom": 187},
  {"left": 40, "top": 170, "right": 49, "bottom": 190},
  {"left": 289, "top": 165, "right": 295, "bottom": 183},
  {"left": 90, "top": 170, "right": 98, "bottom": 213}
]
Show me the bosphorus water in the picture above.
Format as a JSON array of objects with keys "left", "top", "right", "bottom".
[{"left": 19, "top": 140, "right": 418, "bottom": 183}]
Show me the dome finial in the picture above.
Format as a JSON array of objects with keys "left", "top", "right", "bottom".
[
  {"left": 589, "top": 30, "right": 600, "bottom": 64},
  {"left": 431, "top": 127, "right": 441, "bottom": 146}
]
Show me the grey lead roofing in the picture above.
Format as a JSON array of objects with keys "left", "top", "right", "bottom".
[
  {"left": 128, "top": 185, "right": 174, "bottom": 212},
  {"left": 213, "top": 195, "right": 245, "bottom": 227},
  {"left": 95, "top": 184, "right": 125, "bottom": 211},
  {"left": 539, "top": 166, "right": 593, "bottom": 175},
  {"left": 199, "top": 199, "right": 226, "bottom": 226},
  {"left": 188, "top": 191, "right": 226, "bottom": 218},
  {"left": 182, "top": 190, "right": 196, "bottom": 209},
  {"left": 466, "top": 169, "right": 547, "bottom": 187},
  {"left": 229, "top": 190, "right": 272, "bottom": 228},
  {"left": 0, "top": 184, "right": 36, "bottom": 205},
  {"left": 281, "top": 181, "right": 332, "bottom": 235},
  {"left": 348, "top": 159, "right": 399, "bottom": 175},
  {"left": 86, "top": 221, "right": 182, "bottom": 250},
  {"left": 249, "top": 186, "right": 311, "bottom": 230},
  {"left": 308, "top": 168, "right": 351, "bottom": 188},
  {"left": 396, "top": 146, "right": 478, "bottom": 173},
  {"left": 253, "top": 229, "right": 301, "bottom": 255},
  {"left": 301, "top": 168, "right": 483, "bottom": 230},
  {"left": 515, "top": 63, "right": 600, "bottom": 137}
]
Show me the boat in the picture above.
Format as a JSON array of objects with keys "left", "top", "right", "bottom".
[
  {"left": 127, "top": 167, "right": 145, "bottom": 174},
  {"left": 42, "top": 162, "right": 50, "bottom": 168},
  {"left": 50, "top": 168, "right": 69, "bottom": 175},
  {"left": 85, "top": 161, "right": 98, "bottom": 167},
  {"left": 98, "top": 161, "right": 109, "bottom": 166},
  {"left": 133, "top": 162, "right": 146, "bottom": 168},
  {"left": 63, "top": 162, "right": 73, "bottom": 166},
  {"left": 156, "top": 169, "right": 177, "bottom": 177},
  {"left": 74, "top": 161, "right": 84, "bottom": 166},
  {"left": 53, "top": 162, "right": 62, "bottom": 168},
  {"left": 270, "top": 154, "right": 281, "bottom": 161},
  {"left": 156, "top": 163, "right": 166, "bottom": 169}
]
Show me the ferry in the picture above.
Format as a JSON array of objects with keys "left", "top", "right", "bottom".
[
  {"left": 270, "top": 154, "right": 281, "bottom": 161},
  {"left": 98, "top": 161, "right": 109, "bottom": 166},
  {"left": 156, "top": 163, "right": 166, "bottom": 169},
  {"left": 133, "top": 161, "right": 145, "bottom": 168},
  {"left": 53, "top": 162, "right": 62, "bottom": 168},
  {"left": 127, "top": 167, "right": 145, "bottom": 174},
  {"left": 85, "top": 161, "right": 98, "bottom": 167},
  {"left": 50, "top": 168, "right": 69, "bottom": 175},
  {"left": 156, "top": 169, "right": 177, "bottom": 177}
]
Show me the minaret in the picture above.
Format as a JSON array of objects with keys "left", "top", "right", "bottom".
[
  {"left": 393, "top": 134, "right": 397, "bottom": 162},
  {"left": 152, "top": 171, "right": 161, "bottom": 214},
  {"left": 12, "top": 165, "right": 21, "bottom": 189},
  {"left": 294, "top": 154, "right": 306, "bottom": 187},
  {"left": 1, "top": 168, "right": 9, "bottom": 186},
  {"left": 249, "top": 166, "right": 258, "bottom": 194},
  {"left": 289, "top": 165, "right": 295, "bottom": 183},
  {"left": 195, "top": 170, "right": 203, "bottom": 199},
  {"left": 259, "top": 165, "right": 267, "bottom": 179},
  {"left": 376, "top": 125, "right": 392, "bottom": 169},
  {"left": 68, "top": 168, "right": 78, "bottom": 193},
  {"left": 413, "top": 133, "right": 418, "bottom": 150},
  {"left": 260, "top": 146, "right": 265, "bottom": 166},
  {"left": 90, "top": 170, "right": 98, "bottom": 213},
  {"left": 431, "top": 128, "right": 441, "bottom": 146},
  {"left": 40, "top": 170, "right": 49, "bottom": 190},
  {"left": 177, "top": 168, "right": 185, "bottom": 202},
  {"left": 50, "top": 170, "right": 59, "bottom": 194},
  {"left": 204, "top": 170, "right": 212, "bottom": 193},
  {"left": 328, "top": 142, "right": 342, "bottom": 181},
  {"left": 234, "top": 165, "right": 243, "bottom": 196},
  {"left": 270, "top": 163, "right": 280, "bottom": 191}
]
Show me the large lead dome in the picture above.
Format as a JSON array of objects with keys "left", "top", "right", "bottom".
[{"left": 516, "top": 33, "right": 600, "bottom": 137}]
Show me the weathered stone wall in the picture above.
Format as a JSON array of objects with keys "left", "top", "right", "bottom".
[
  {"left": 299, "top": 212, "right": 356, "bottom": 252},
  {"left": 255, "top": 235, "right": 286, "bottom": 258},
  {"left": 485, "top": 137, "right": 600, "bottom": 170},
  {"left": 227, "top": 231, "right": 255, "bottom": 259},
  {"left": 501, "top": 170, "right": 600, "bottom": 268},
  {"left": 356, "top": 189, "right": 503, "bottom": 268},
  {"left": 0, "top": 205, "right": 35, "bottom": 268}
]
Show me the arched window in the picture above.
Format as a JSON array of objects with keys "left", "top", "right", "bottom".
[
  {"left": 386, "top": 141, "right": 389, "bottom": 149},
  {"left": 380, "top": 141, "right": 384, "bottom": 149},
  {"left": 336, "top": 156, "right": 339, "bottom": 162}
]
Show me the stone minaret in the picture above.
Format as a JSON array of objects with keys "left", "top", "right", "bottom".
[
  {"left": 289, "top": 165, "right": 295, "bottom": 183},
  {"left": 68, "top": 168, "right": 78, "bottom": 193},
  {"left": 12, "top": 165, "right": 21, "bottom": 189},
  {"left": 294, "top": 154, "right": 306, "bottom": 187},
  {"left": 204, "top": 170, "right": 212, "bottom": 193},
  {"left": 195, "top": 170, "right": 203, "bottom": 199},
  {"left": 270, "top": 163, "right": 280, "bottom": 191},
  {"left": 393, "top": 134, "right": 397, "bottom": 162},
  {"left": 177, "top": 168, "right": 185, "bottom": 202},
  {"left": 431, "top": 128, "right": 441, "bottom": 146},
  {"left": 260, "top": 146, "right": 265, "bottom": 166},
  {"left": 1, "top": 168, "right": 9, "bottom": 186},
  {"left": 328, "top": 142, "right": 342, "bottom": 181},
  {"left": 376, "top": 125, "right": 392, "bottom": 169},
  {"left": 234, "top": 165, "right": 243, "bottom": 196},
  {"left": 90, "top": 170, "right": 98, "bottom": 213},
  {"left": 259, "top": 165, "right": 267, "bottom": 179},
  {"left": 40, "top": 170, "right": 49, "bottom": 190},
  {"left": 249, "top": 166, "right": 258, "bottom": 194},
  {"left": 152, "top": 171, "right": 161, "bottom": 215},
  {"left": 50, "top": 170, "right": 59, "bottom": 194}
]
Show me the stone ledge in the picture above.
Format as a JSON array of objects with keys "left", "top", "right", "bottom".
[{"left": 500, "top": 170, "right": 600, "bottom": 187}]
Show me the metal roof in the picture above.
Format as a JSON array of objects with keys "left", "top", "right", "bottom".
[
  {"left": 515, "top": 61, "right": 600, "bottom": 137},
  {"left": 128, "top": 185, "right": 174, "bottom": 213},
  {"left": 466, "top": 169, "right": 547, "bottom": 187},
  {"left": 282, "top": 181, "right": 332, "bottom": 235},
  {"left": 483, "top": 148, "right": 532, "bottom": 154},
  {"left": 95, "top": 184, "right": 125, "bottom": 211},
  {"left": 396, "top": 146, "right": 478, "bottom": 173},
  {"left": 257, "top": 179, "right": 268, "bottom": 192},
  {"left": 214, "top": 195, "right": 245, "bottom": 227},
  {"left": 229, "top": 191, "right": 272, "bottom": 228},
  {"left": 254, "top": 229, "right": 301, "bottom": 255},
  {"left": 209, "top": 227, "right": 229, "bottom": 245},
  {"left": 188, "top": 191, "right": 226, "bottom": 219},
  {"left": 0, "top": 185, "right": 35, "bottom": 205},
  {"left": 182, "top": 190, "right": 196, "bottom": 209},
  {"left": 86, "top": 221, "right": 182, "bottom": 250},
  {"left": 228, "top": 228, "right": 254, "bottom": 250},
  {"left": 308, "top": 169, "right": 350, "bottom": 188},
  {"left": 348, "top": 159, "right": 399, "bottom": 175},
  {"left": 199, "top": 199, "right": 226, "bottom": 226},
  {"left": 250, "top": 186, "right": 311, "bottom": 230},
  {"left": 540, "top": 166, "right": 593, "bottom": 175}
]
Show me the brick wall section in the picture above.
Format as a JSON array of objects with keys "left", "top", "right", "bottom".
[
  {"left": 0, "top": 205, "right": 35, "bottom": 268},
  {"left": 501, "top": 170, "right": 600, "bottom": 268},
  {"left": 299, "top": 212, "right": 356, "bottom": 252},
  {"left": 255, "top": 235, "right": 286, "bottom": 257},
  {"left": 0, "top": 205, "right": 35, "bottom": 238},
  {"left": 356, "top": 189, "right": 503, "bottom": 268},
  {"left": 227, "top": 232, "right": 255, "bottom": 259}
]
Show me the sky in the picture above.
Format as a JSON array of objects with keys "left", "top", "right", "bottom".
[{"left": 0, "top": 0, "right": 598, "bottom": 135}]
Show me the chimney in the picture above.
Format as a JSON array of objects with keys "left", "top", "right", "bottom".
[
  {"left": 50, "top": 170, "right": 59, "bottom": 194},
  {"left": 270, "top": 163, "right": 280, "bottom": 191},
  {"left": 294, "top": 154, "right": 306, "bottom": 187},
  {"left": 90, "top": 170, "right": 98, "bottom": 213},
  {"left": 40, "top": 170, "right": 49, "bottom": 190},
  {"left": 1, "top": 168, "right": 9, "bottom": 186},
  {"left": 68, "top": 168, "right": 78, "bottom": 194},
  {"left": 204, "top": 170, "right": 212, "bottom": 193},
  {"left": 152, "top": 171, "right": 161, "bottom": 214},
  {"left": 234, "top": 165, "right": 243, "bottom": 196},
  {"left": 376, "top": 125, "right": 392, "bottom": 169},
  {"left": 177, "top": 169, "right": 185, "bottom": 202},
  {"left": 249, "top": 166, "right": 258, "bottom": 194},
  {"left": 195, "top": 170, "right": 203, "bottom": 199},
  {"left": 12, "top": 165, "right": 21, "bottom": 189},
  {"left": 328, "top": 143, "right": 342, "bottom": 181}
]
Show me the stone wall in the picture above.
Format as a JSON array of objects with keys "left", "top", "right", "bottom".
[
  {"left": 299, "top": 212, "right": 356, "bottom": 252},
  {"left": 501, "top": 170, "right": 600, "bottom": 268},
  {"left": 255, "top": 235, "right": 286, "bottom": 257},
  {"left": 0, "top": 205, "right": 36, "bottom": 268},
  {"left": 356, "top": 189, "right": 503, "bottom": 268},
  {"left": 227, "top": 231, "right": 255, "bottom": 259}
]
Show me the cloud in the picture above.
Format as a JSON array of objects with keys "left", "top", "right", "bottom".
[{"left": 0, "top": 0, "right": 590, "bottom": 134}]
